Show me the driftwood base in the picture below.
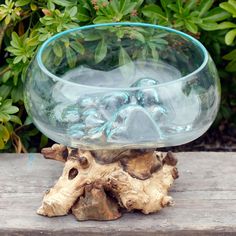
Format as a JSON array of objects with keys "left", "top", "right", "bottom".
[{"left": 37, "top": 144, "right": 178, "bottom": 221}]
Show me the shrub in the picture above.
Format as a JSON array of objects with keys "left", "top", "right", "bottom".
[{"left": 0, "top": 0, "right": 235, "bottom": 152}]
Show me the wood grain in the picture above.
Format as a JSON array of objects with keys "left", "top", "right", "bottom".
[{"left": 0, "top": 152, "right": 236, "bottom": 235}]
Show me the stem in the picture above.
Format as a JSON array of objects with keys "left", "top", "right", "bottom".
[
  {"left": 0, "top": 66, "right": 10, "bottom": 77},
  {"left": 0, "top": 24, "right": 7, "bottom": 52}
]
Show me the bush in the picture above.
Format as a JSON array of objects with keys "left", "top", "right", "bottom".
[{"left": 0, "top": 0, "right": 236, "bottom": 152}]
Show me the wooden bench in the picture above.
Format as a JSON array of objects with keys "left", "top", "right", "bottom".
[{"left": 0, "top": 152, "right": 235, "bottom": 235}]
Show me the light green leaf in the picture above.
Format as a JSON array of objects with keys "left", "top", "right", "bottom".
[
  {"left": 95, "top": 38, "right": 107, "bottom": 64},
  {"left": 225, "top": 29, "right": 236, "bottom": 45}
]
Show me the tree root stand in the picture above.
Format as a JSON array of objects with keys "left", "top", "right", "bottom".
[{"left": 38, "top": 144, "right": 178, "bottom": 221}]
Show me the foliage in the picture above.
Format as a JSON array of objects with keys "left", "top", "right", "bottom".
[{"left": 0, "top": 0, "right": 235, "bottom": 152}]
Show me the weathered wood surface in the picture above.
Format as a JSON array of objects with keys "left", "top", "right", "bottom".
[{"left": 0, "top": 152, "right": 236, "bottom": 236}]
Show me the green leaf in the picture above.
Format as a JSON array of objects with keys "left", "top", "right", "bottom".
[
  {"left": 130, "top": 31, "right": 145, "bottom": 43},
  {"left": 0, "top": 124, "right": 10, "bottom": 143},
  {"left": 203, "top": 7, "right": 231, "bottom": 22},
  {"left": 226, "top": 59, "right": 236, "bottom": 72},
  {"left": 150, "top": 45, "right": 159, "bottom": 61},
  {"left": 0, "top": 85, "right": 12, "bottom": 99},
  {"left": 53, "top": 43, "right": 63, "bottom": 57},
  {"left": 225, "top": 28, "right": 236, "bottom": 45},
  {"left": 40, "top": 134, "right": 48, "bottom": 148},
  {"left": 123, "top": 3, "right": 136, "bottom": 15},
  {"left": 52, "top": 0, "right": 77, "bottom": 7},
  {"left": 119, "top": 46, "right": 132, "bottom": 66},
  {"left": 24, "top": 116, "right": 33, "bottom": 125},
  {"left": 220, "top": 2, "right": 236, "bottom": 17},
  {"left": 47, "top": 1, "right": 55, "bottom": 10},
  {"left": 0, "top": 113, "right": 10, "bottom": 123},
  {"left": 93, "top": 16, "right": 113, "bottom": 24},
  {"left": 120, "top": 0, "right": 129, "bottom": 13},
  {"left": 2, "top": 105, "right": 19, "bottom": 114},
  {"left": 119, "top": 46, "right": 135, "bottom": 78},
  {"left": 84, "top": 33, "right": 101, "bottom": 41},
  {"left": 68, "top": 6, "right": 77, "bottom": 17},
  {"left": 217, "top": 21, "right": 236, "bottom": 30},
  {"left": 11, "top": 83, "right": 23, "bottom": 103},
  {"left": 167, "top": 3, "right": 178, "bottom": 12},
  {"left": 110, "top": 0, "right": 120, "bottom": 14},
  {"left": 77, "top": 6, "right": 90, "bottom": 22},
  {"left": 223, "top": 49, "right": 236, "bottom": 60},
  {"left": 185, "top": 0, "right": 197, "bottom": 11},
  {"left": 0, "top": 138, "right": 4, "bottom": 149},
  {"left": 185, "top": 21, "right": 198, "bottom": 34},
  {"left": 70, "top": 41, "right": 85, "bottom": 55},
  {"left": 142, "top": 4, "right": 167, "bottom": 21},
  {"left": 15, "top": 0, "right": 31, "bottom": 6},
  {"left": 135, "top": 0, "right": 144, "bottom": 9},
  {"left": 200, "top": 21, "right": 236, "bottom": 31},
  {"left": 4, "top": 15, "right": 11, "bottom": 25},
  {"left": 199, "top": 0, "right": 214, "bottom": 17},
  {"left": 10, "top": 115, "right": 22, "bottom": 125},
  {"left": 95, "top": 38, "right": 107, "bottom": 64},
  {"left": 66, "top": 48, "right": 77, "bottom": 68},
  {"left": 11, "top": 32, "right": 21, "bottom": 48},
  {"left": 198, "top": 21, "right": 219, "bottom": 30}
]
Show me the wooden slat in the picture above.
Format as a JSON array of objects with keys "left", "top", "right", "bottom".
[{"left": 0, "top": 152, "right": 236, "bottom": 236}]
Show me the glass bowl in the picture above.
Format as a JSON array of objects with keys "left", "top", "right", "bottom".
[{"left": 24, "top": 22, "right": 221, "bottom": 150}]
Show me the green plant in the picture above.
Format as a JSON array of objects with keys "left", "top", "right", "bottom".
[{"left": 0, "top": 0, "right": 235, "bottom": 152}]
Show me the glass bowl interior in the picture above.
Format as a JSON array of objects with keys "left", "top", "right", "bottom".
[{"left": 24, "top": 22, "right": 221, "bottom": 150}]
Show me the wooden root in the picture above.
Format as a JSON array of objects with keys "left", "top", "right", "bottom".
[{"left": 38, "top": 144, "right": 178, "bottom": 221}]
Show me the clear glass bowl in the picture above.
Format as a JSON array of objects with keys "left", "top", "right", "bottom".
[{"left": 24, "top": 22, "right": 221, "bottom": 150}]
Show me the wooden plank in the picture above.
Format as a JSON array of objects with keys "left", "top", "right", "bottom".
[{"left": 0, "top": 152, "right": 236, "bottom": 236}]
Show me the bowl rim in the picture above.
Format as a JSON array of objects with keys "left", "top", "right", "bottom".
[{"left": 37, "top": 22, "right": 209, "bottom": 90}]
